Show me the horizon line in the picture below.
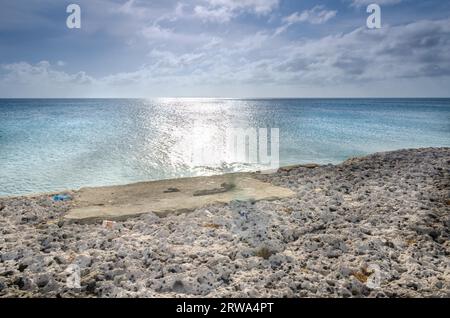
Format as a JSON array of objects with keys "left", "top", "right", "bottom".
[{"left": 1, "top": 97, "right": 450, "bottom": 100}]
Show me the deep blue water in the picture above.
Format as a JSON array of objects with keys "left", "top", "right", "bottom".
[{"left": 1, "top": 98, "right": 449, "bottom": 196}]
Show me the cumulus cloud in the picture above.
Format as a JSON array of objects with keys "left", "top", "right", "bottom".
[
  {"left": 283, "top": 6, "right": 337, "bottom": 25},
  {"left": 275, "top": 5, "right": 337, "bottom": 35},
  {"left": 194, "top": 5, "right": 234, "bottom": 23},
  {"left": 1, "top": 61, "right": 93, "bottom": 85},
  {"left": 141, "top": 24, "right": 175, "bottom": 40},
  {"left": 194, "top": 0, "right": 279, "bottom": 23},
  {"left": 204, "top": 0, "right": 279, "bottom": 14},
  {"left": 96, "top": 17, "right": 450, "bottom": 89},
  {"left": 0, "top": 61, "right": 95, "bottom": 97},
  {"left": 272, "top": 18, "right": 450, "bottom": 83}
]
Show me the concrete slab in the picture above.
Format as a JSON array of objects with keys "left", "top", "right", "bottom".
[{"left": 65, "top": 173, "right": 296, "bottom": 222}]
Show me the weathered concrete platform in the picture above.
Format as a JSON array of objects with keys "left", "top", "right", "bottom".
[{"left": 65, "top": 173, "right": 296, "bottom": 222}]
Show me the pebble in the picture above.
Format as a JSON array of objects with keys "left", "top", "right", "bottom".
[
  {"left": 36, "top": 274, "right": 50, "bottom": 288},
  {"left": 75, "top": 254, "right": 93, "bottom": 268}
]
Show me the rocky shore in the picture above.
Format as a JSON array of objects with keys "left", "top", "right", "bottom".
[{"left": 0, "top": 148, "right": 449, "bottom": 298}]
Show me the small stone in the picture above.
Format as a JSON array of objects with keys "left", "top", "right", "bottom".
[
  {"left": 17, "top": 263, "right": 28, "bottom": 272},
  {"left": 36, "top": 275, "right": 50, "bottom": 288},
  {"left": 326, "top": 249, "right": 342, "bottom": 258},
  {"left": 340, "top": 288, "right": 352, "bottom": 298},
  {"left": 255, "top": 247, "right": 274, "bottom": 260},
  {"left": 21, "top": 215, "right": 38, "bottom": 223},
  {"left": 428, "top": 230, "right": 440, "bottom": 240},
  {"left": 0, "top": 270, "right": 15, "bottom": 277},
  {"left": 1, "top": 251, "right": 19, "bottom": 262},
  {"left": 385, "top": 241, "right": 395, "bottom": 249},
  {"left": 53, "top": 255, "right": 67, "bottom": 265},
  {"left": 75, "top": 254, "right": 93, "bottom": 268},
  {"left": 407, "top": 282, "right": 420, "bottom": 290},
  {"left": 85, "top": 280, "right": 96, "bottom": 293},
  {"left": 172, "top": 280, "right": 186, "bottom": 293},
  {"left": 14, "top": 277, "right": 33, "bottom": 290},
  {"left": 339, "top": 266, "right": 353, "bottom": 277},
  {"left": 300, "top": 281, "right": 317, "bottom": 293}
]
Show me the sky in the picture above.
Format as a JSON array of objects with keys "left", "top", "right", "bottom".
[{"left": 0, "top": 0, "right": 450, "bottom": 98}]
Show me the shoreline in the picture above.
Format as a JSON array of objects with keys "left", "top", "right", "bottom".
[
  {"left": 0, "top": 147, "right": 449, "bottom": 298},
  {"left": 0, "top": 146, "right": 442, "bottom": 200},
  {"left": 0, "top": 164, "right": 317, "bottom": 200}
]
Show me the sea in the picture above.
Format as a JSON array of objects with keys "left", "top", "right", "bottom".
[{"left": 1, "top": 98, "right": 449, "bottom": 196}]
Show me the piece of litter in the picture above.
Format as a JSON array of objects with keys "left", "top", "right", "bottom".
[
  {"left": 52, "top": 194, "right": 72, "bottom": 202},
  {"left": 102, "top": 220, "right": 116, "bottom": 229},
  {"left": 238, "top": 210, "right": 249, "bottom": 220},
  {"left": 204, "top": 209, "right": 213, "bottom": 217}
]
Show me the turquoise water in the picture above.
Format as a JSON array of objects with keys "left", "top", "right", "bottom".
[{"left": 1, "top": 98, "right": 449, "bottom": 196}]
